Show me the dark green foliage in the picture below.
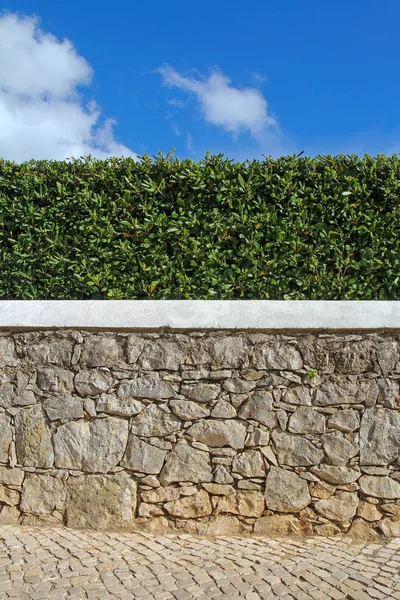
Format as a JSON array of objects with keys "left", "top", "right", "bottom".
[{"left": 1, "top": 152, "right": 399, "bottom": 299}]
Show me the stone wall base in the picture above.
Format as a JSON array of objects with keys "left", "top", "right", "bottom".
[{"left": 0, "top": 329, "right": 399, "bottom": 538}]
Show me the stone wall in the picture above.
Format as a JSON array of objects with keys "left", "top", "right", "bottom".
[{"left": 0, "top": 329, "right": 399, "bottom": 538}]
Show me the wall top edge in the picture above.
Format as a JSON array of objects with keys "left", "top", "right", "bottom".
[{"left": 0, "top": 300, "right": 399, "bottom": 330}]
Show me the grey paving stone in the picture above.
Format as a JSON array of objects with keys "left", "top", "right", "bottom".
[{"left": 0, "top": 526, "right": 397, "bottom": 599}]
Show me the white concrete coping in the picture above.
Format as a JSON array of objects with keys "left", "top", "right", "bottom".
[{"left": 0, "top": 300, "right": 399, "bottom": 330}]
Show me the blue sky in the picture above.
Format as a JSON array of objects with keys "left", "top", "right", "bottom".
[{"left": 1, "top": 0, "right": 400, "bottom": 162}]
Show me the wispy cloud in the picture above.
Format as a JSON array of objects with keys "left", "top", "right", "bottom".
[
  {"left": 0, "top": 12, "right": 136, "bottom": 162},
  {"left": 157, "top": 64, "right": 277, "bottom": 139}
]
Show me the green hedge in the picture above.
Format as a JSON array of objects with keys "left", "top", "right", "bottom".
[{"left": 1, "top": 153, "right": 400, "bottom": 299}]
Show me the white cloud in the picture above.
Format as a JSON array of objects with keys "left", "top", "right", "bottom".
[
  {"left": 157, "top": 64, "right": 276, "bottom": 138},
  {"left": 0, "top": 12, "right": 136, "bottom": 162}
]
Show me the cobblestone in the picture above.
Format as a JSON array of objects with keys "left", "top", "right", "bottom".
[{"left": 0, "top": 527, "right": 397, "bottom": 599}]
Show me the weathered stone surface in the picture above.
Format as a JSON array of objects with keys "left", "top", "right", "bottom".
[
  {"left": 3, "top": 329, "right": 400, "bottom": 535},
  {"left": 0, "top": 467, "right": 24, "bottom": 487},
  {"left": 311, "top": 481, "right": 335, "bottom": 500},
  {"left": 202, "top": 483, "right": 234, "bottom": 496},
  {"left": 181, "top": 383, "right": 220, "bottom": 403},
  {"left": 184, "top": 337, "right": 210, "bottom": 365},
  {"left": 248, "top": 361, "right": 278, "bottom": 376},
  {"left": 0, "top": 337, "right": 17, "bottom": 367},
  {"left": 327, "top": 409, "right": 360, "bottom": 432},
  {"left": 15, "top": 372, "right": 34, "bottom": 398},
  {"left": 122, "top": 435, "right": 166, "bottom": 474},
  {"left": 170, "top": 399, "right": 210, "bottom": 421},
  {"left": 214, "top": 490, "right": 264, "bottom": 517},
  {"left": 141, "top": 487, "right": 180, "bottom": 503},
  {"left": 357, "top": 501, "right": 382, "bottom": 522},
  {"left": 131, "top": 404, "right": 181, "bottom": 437},
  {"left": 375, "top": 339, "right": 400, "bottom": 375},
  {"left": 84, "top": 396, "right": 96, "bottom": 415},
  {"left": 315, "top": 376, "right": 357, "bottom": 406},
  {"left": 312, "top": 523, "right": 340, "bottom": 536},
  {"left": 140, "top": 475, "right": 160, "bottom": 487},
  {"left": 36, "top": 368, "right": 74, "bottom": 393},
  {"left": 164, "top": 490, "right": 212, "bottom": 519},
  {"left": 138, "top": 340, "right": 187, "bottom": 371},
  {"left": 20, "top": 474, "right": 66, "bottom": 514},
  {"left": 288, "top": 407, "right": 326, "bottom": 434},
  {"left": 359, "top": 475, "right": 400, "bottom": 499},
  {"left": 15, "top": 405, "right": 54, "bottom": 468},
  {"left": 0, "top": 486, "right": 20, "bottom": 506},
  {"left": 252, "top": 341, "right": 303, "bottom": 370},
  {"left": 210, "top": 337, "right": 250, "bottom": 368},
  {"left": 237, "top": 490, "right": 265, "bottom": 517},
  {"left": 211, "top": 399, "right": 237, "bottom": 418},
  {"left": 0, "top": 384, "right": 13, "bottom": 409},
  {"left": 230, "top": 394, "right": 248, "bottom": 408},
  {"left": 13, "top": 389, "right": 36, "bottom": 407},
  {"left": 43, "top": 396, "right": 84, "bottom": 421},
  {"left": 360, "top": 408, "right": 400, "bottom": 466},
  {"left": 186, "top": 420, "right": 247, "bottom": 449},
  {"left": 125, "top": 334, "right": 146, "bottom": 364},
  {"left": 81, "top": 335, "right": 121, "bottom": 367},
  {"left": 173, "top": 486, "right": 196, "bottom": 497},
  {"left": 260, "top": 446, "right": 278, "bottom": 466},
  {"left": 138, "top": 503, "right": 164, "bottom": 518},
  {"left": 315, "top": 492, "right": 359, "bottom": 521},
  {"left": 170, "top": 514, "right": 247, "bottom": 536},
  {"left": 21, "top": 513, "right": 63, "bottom": 527},
  {"left": 265, "top": 467, "right": 311, "bottom": 513},
  {"left": 311, "top": 465, "right": 361, "bottom": 485},
  {"left": 284, "top": 387, "right": 312, "bottom": 406},
  {"left": 376, "top": 378, "right": 400, "bottom": 408},
  {"left": 223, "top": 379, "right": 255, "bottom": 394},
  {"left": 332, "top": 340, "right": 374, "bottom": 374},
  {"left": 362, "top": 466, "right": 391, "bottom": 475},
  {"left": 378, "top": 518, "right": 400, "bottom": 537},
  {"left": 321, "top": 432, "right": 358, "bottom": 466},
  {"left": 347, "top": 518, "right": 380, "bottom": 541},
  {"left": 272, "top": 430, "right": 324, "bottom": 466},
  {"left": 74, "top": 369, "right": 114, "bottom": 396},
  {"left": 214, "top": 465, "right": 234, "bottom": 484},
  {"left": 182, "top": 368, "right": 210, "bottom": 380},
  {"left": 0, "top": 412, "right": 12, "bottom": 464},
  {"left": 238, "top": 390, "right": 276, "bottom": 429},
  {"left": 359, "top": 379, "right": 380, "bottom": 406},
  {"left": 97, "top": 393, "right": 143, "bottom": 417},
  {"left": 66, "top": 473, "right": 136, "bottom": 529},
  {"left": 119, "top": 374, "right": 175, "bottom": 400},
  {"left": 26, "top": 337, "right": 74, "bottom": 366},
  {"left": 190, "top": 515, "right": 246, "bottom": 536},
  {"left": 381, "top": 503, "right": 400, "bottom": 518},
  {"left": 246, "top": 428, "right": 270, "bottom": 447},
  {"left": 296, "top": 337, "right": 331, "bottom": 374},
  {"left": 0, "top": 505, "right": 20, "bottom": 524},
  {"left": 315, "top": 376, "right": 378, "bottom": 406},
  {"left": 254, "top": 514, "right": 312, "bottom": 536},
  {"left": 231, "top": 450, "right": 266, "bottom": 478},
  {"left": 160, "top": 442, "right": 212, "bottom": 485},
  {"left": 136, "top": 516, "right": 169, "bottom": 533},
  {"left": 54, "top": 417, "right": 128, "bottom": 473}
]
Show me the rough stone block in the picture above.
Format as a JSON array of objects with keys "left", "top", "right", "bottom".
[
  {"left": 66, "top": 473, "right": 136, "bottom": 529},
  {"left": 54, "top": 417, "right": 128, "bottom": 473},
  {"left": 15, "top": 405, "right": 54, "bottom": 468}
]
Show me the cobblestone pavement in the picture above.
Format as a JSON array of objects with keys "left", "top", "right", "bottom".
[{"left": 0, "top": 527, "right": 398, "bottom": 600}]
